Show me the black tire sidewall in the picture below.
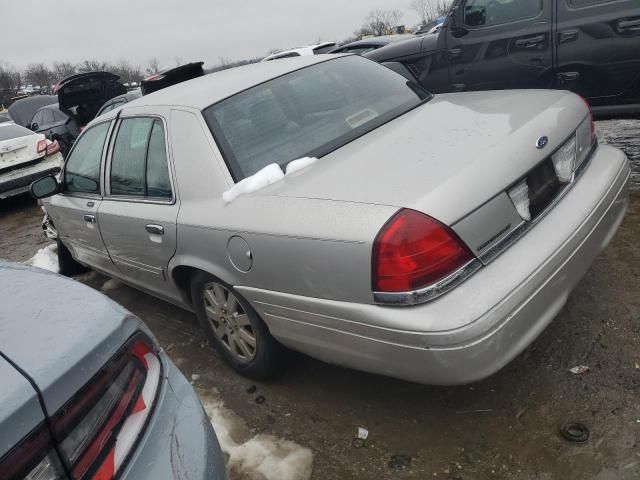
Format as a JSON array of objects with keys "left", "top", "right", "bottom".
[
  {"left": 56, "top": 238, "right": 86, "bottom": 276},
  {"left": 190, "top": 271, "right": 280, "bottom": 380}
]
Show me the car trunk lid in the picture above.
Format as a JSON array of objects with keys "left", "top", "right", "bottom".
[
  {"left": 0, "top": 263, "right": 140, "bottom": 415},
  {"left": 0, "top": 130, "right": 44, "bottom": 172},
  {"left": 271, "top": 89, "right": 587, "bottom": 226},
  {"left": 55, "top": 72, "right": 127, "bottom": 126}
]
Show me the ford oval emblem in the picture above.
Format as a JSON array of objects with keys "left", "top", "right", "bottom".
[{"left": 536, "top": 136, "right": 549, "bottom": 149}]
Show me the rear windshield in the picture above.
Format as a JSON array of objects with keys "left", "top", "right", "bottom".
[
  {"left": 0, "top": 124, "right": 33, "bottom": 141},
  {"left": 203, "top": 56, "right": 431, "bottom": 180}
]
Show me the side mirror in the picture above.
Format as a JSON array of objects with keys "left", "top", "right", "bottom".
[
  {"left": 30, "top": 175, "right": 59, "bottom": 199},
  {"left": 30, "top": 122, "right": 39, "bottom": 131}
]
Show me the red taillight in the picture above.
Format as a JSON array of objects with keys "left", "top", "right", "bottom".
[
  {"left": 579, "top": 96, "right": 596, "bottom": 144},
  {"left": 143, "top": 74, "right": 164, "bottom": 82},
  {"left": 373, "top": 209, "right": 474, "bottom": 293},
  {"left": 37, "top": 139, "right": 47, "bottom": 154},
  {"left": 0, "top": 423, "right": 66, "bottom": 479},
  {"left": 50, "top": 335, "right": 160, "bottom": 480},
  {"left": 46, "top": 140, "right": 60, "bottom": 156}
]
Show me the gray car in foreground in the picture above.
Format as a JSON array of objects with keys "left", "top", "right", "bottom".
[
  {"left": 0, "top": 262, "right": 225, "bottom": 479},
  {"left": 32, "top": 54, "right": 630, "bottom": 385}
]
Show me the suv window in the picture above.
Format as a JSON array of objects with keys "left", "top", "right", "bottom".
[
  {"left": 64, "top": 122, "right": 110, "bottom": 195},
  {"left": 110, "top": 117, "right": 172, "bottom": 199},
  {"left": 464, "top": 0, "right": 542, "bottom": 27}
]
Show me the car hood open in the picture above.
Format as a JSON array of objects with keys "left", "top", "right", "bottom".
[
  {"left": 267, "top": 89, "right": 587, "bottom": 225},
  {"left": 7, "top": 95, "right": 57, "bottom": 127}
]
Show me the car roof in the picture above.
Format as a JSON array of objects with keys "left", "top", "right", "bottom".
[
  {"left": 116, "top": 54, "right": 342, "bottom": 112},
  {"left": 336, "top": 34, "right": 415, "bottom": 49}
]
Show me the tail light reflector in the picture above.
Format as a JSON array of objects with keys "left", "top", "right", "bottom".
[
  {"left": 373, "top": 209, "right": 474, "bottom": 293},
  {"left": 51, "top": 335, "right": 160, "bottom": 480},
  {"left": 46, "top": 141, "right": 61, "bottom": 156},
  {"left": 37, "top": 140, "right": 47, "bottom": 155}
]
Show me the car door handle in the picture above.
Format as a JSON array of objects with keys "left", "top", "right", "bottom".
[
  {"left": 83, "top": 214, "right": 97, "bottom": 223},
  {"left": 145, "top": 224, "right": 164, "bottom": 235},
  {"left": 618, "top": 18, "right": 640, "bottom": 32},
  {"left": 558, "top": 30, "right": 578, "bottom": 44},
  {"left": 515, "top": 35, "right": 545, "bottom": 48},
  {"left": 558, "top": 72, "right": 580, "bottom": 84}
]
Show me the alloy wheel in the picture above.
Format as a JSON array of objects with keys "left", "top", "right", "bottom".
[{"left": 202, "top": 282, "right": 256, "bottom": 361}]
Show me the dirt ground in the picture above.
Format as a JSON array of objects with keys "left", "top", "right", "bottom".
[{"left": 1, "top": 122, "right": 639, "bottom": 480}]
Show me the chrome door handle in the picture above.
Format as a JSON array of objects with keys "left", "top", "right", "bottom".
[
  {"left": 515, "top": 35, "right": 545, "bottom": 48},
  {"left": 83, "top": 214, "right": 96, "bottom": 223},
  {"left": 618, "top": 18, "right": 640, "bottom": 32},
  {"left": 145, "top": 224, "right": 164, "bottom": 235}
]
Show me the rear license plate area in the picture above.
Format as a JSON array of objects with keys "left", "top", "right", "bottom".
[{"left": 526, "top": 159, "right": 561, "bottom": 218}]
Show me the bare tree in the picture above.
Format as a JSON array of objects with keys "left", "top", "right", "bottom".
[
  {"left": 52, "top": 61, "right": 77, "bottom": 82},
  {"left": 145, "top": 58, "right": 162, "bottom": 75},
  {"left": 76, "top": 59, "right": 108, "bottom": 73},
  {"left": 362, "top": 9, "right": 404, "bottom": 37},
  {"left": 24, "top": 63, "right": 53, "bottom": 88},
  {"left": 410, "top": 0, "right": 452, "bottom": 24},
  {"left": 0, "top": 62, "right": 21, "bottom": 93}
]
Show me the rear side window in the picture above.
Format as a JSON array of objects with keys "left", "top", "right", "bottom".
[
  {"left": 464, "top": 0, "right": 542, "bottom": 27},
  {"left": 42, "top": 109, "right": 55, "bottom": 125},
  {"left": 110, "top": 117, "right": 171, "bottom": 199},
  {"left": 64, "top": 122, "right": 110, "bottom": 195},
  {"left": 31, "top": 110, "right": 44, "bottom": 128}
]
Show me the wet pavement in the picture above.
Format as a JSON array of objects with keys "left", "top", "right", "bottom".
[{"left": 1, "top": 119, "right": 639, "bottom": 479}]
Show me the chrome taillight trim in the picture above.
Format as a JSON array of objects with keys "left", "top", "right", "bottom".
[{"left": 373, "top": 258, "right": 483, "bottom": 306}]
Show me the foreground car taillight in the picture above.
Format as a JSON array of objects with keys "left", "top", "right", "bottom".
[
  {"left": 373, "top": 209, "right": 474, "bottom": 293},
  {"left": 52, "top": 335, "right": 161, "bottom": 480},
  {"left": 0, "top": 423, "right": 66, "bottom": 479},
  {"left": 46, "top": 140, "right": 61, "bottom": 156},
  {"left": 579, "top": 96, "right": 596, "bottom": 145}
]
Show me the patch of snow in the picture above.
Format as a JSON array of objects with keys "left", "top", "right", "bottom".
[
  {"left": 201, "top": 392, "right": 313, "bottom": 480},
  {"left": 101, "top": 278, "right": 122, "bottom": 292},
  {"left": 25, "top": 244, "right": 59, "bottom": 273},
  {"left": 285, "top": 157, "right": 317, "bottom": 176},
  {"left": 223, "top": 164, "right": 284, "bottom": 204}
]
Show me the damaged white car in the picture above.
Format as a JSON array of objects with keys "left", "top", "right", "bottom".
[
  {"left": 32, "top": 55, "right": 630, "bottom": 385},
  {"left": 0, "top": 122, "right": 63, "bottom": 200}
]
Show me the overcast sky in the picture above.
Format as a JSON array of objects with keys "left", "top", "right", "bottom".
[{"left": 2, "top": 0, "right": 419, "bottom": 70}]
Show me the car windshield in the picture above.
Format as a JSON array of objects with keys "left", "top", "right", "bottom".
[
  {"left": 202, "top": 56, "right": 431, "bottom": 180},
  {"left": 0, "top": 124, "right": 33, "bottom": 141}
]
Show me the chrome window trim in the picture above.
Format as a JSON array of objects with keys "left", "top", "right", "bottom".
[
  {"left": 373, "top": 140, "right": 597, "bottom": 307},
  {"left": 104, "top": 114, "right": 176, "bottom": 206},
  {"left": 373, "top": 258, "right": 484, "bottom": 306}
]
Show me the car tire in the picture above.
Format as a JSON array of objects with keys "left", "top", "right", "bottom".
[
  {"left": 57, "top": 238, "right": 87, "bottom": 276},
  {"left": 190, "top": 271, "right": 281, "bottom": 380}
]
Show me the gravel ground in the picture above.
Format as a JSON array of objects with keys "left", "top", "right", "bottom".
[{"left": 1, "top": 119, "right": 639, "bottom": 480}]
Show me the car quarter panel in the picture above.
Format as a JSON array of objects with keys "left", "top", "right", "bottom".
[
  {"left": 0, "top": 263, "right": 143, "bottom": 414},
  {"left": 235, "top": 145, "right": 629, "bottom": 384},
  {"left": 0, "top": 358, "right": 45, "bottom": 459}
]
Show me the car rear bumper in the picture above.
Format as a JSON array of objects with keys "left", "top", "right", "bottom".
[
  {"left": 0, "top": 154, "right": 63, "bottom": 199},
  {"left": 120, "top": 354, "right": 226, "bottom": 480},
  {"left": 239, "top": 145, "right": 630, "bottom": 385}
]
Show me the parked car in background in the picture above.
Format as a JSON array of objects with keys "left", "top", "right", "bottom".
[
  {"left": 28, "top": 104, "right": 80, "bottom": 156},
  {"left": 141, "top": 62, "right": 205, "bottom": 95},
  {"left": 0, "top": 261, "right": 226, "bottom": 479},
  {"left": 32, "top": 55, "right": 629, "bottom": 385},
  {"left": 0, "top": 122, "right": 63, "bottom": 199},
  {"left": 367, "top": 0, "right": 640, "bottom": 116},
  {"left": 8, "top": 95, "right": 57, "bottom": 128},
  {"left": 261, "top": 41, "right": 337, "bottom": 61},
  {"left": 329, "top": 34, "right": 415, "bottom": 55},
  {"left": 96, "top": 90, "right": 142, "bottom": 117}
]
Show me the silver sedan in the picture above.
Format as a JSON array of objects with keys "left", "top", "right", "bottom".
[{"left": 31, "top": 55, "right": 630, "bottom": 385}]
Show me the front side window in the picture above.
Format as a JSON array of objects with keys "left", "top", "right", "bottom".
[
  {"left": 464, "top": 0, "right": 542, "bottom": 27},
  {"left": 110, "top": 117, "right": 171, "bottom": 199},
  {"left": 64, "top": 122, "right": 110, "bottom": 195},
  {"left": 31, "top": 110, "right": 44, "bottom": 128},
  {"left": 203, "top": 56, "right": 431, "bottom": 180}
]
